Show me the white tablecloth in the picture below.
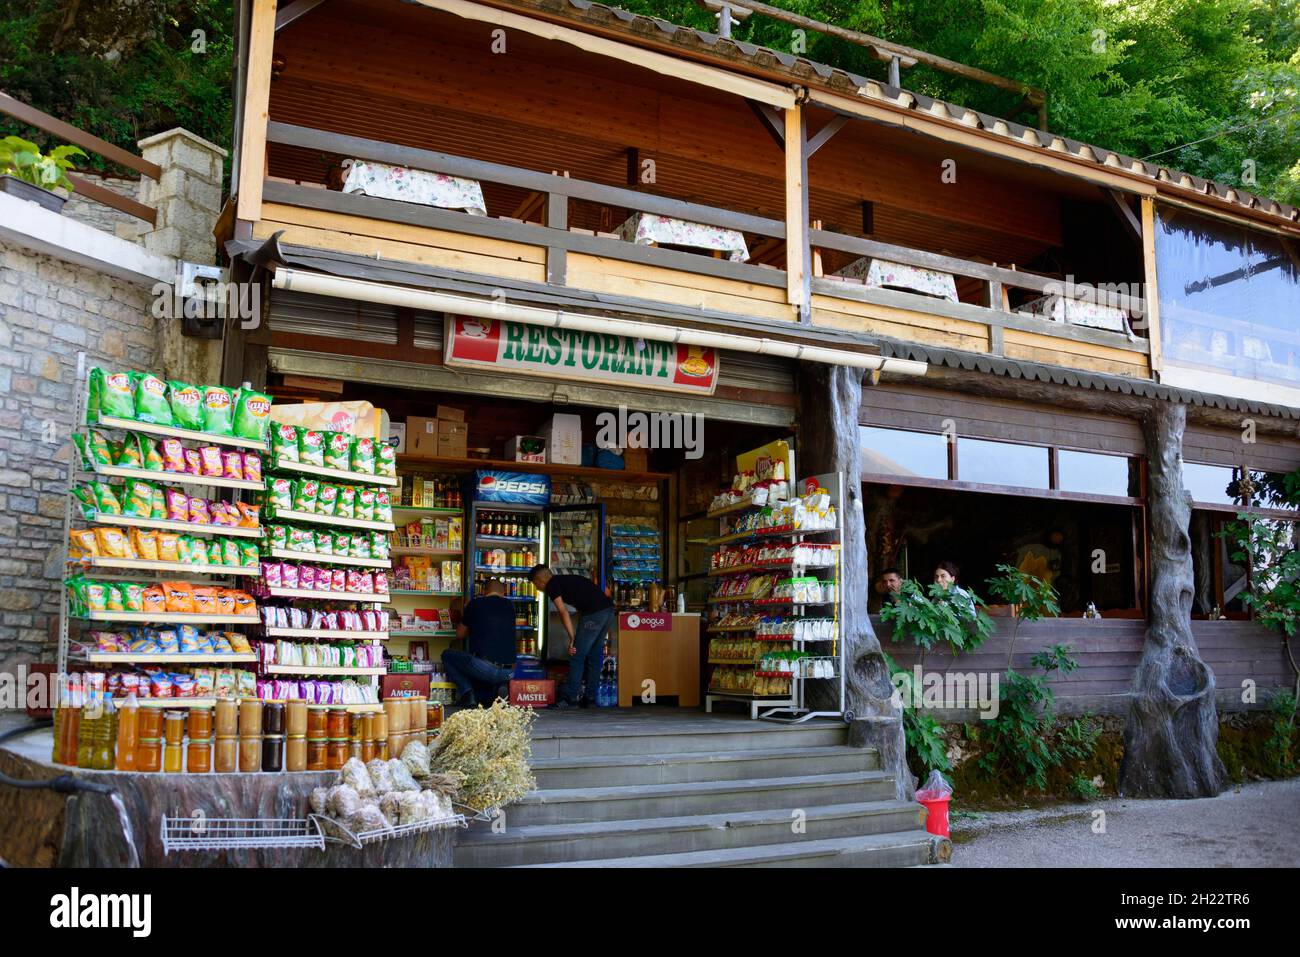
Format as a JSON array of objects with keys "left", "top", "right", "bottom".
[
  {"left": 341, "top": 159, "right": 486, "bottom": 216},
  {"left": 617, "top": 213, "right": 749, "bottom": 262},
  {"left": 834, "top": 257, "right": 958, "bottom": 302},
  {"left": 1018, "top": 294, "right": 1132, "bottom": 336}
]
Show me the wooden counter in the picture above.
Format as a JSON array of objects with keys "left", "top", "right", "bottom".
[{"left": 614, "top": 612, "right": 701, "bottom": 708}]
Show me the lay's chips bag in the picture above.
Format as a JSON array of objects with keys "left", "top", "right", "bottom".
[
  {"left": 167, "top": 381, "right": 204, "bottom": 431},
  {"left": 201, "top": 385, "right": 234, "bottom": 436},
  {"left": 100, "top": 370, "right": 136, "bottom": 420},
  {"left": 232, "top": 388, "right": 273, "bottom": 442},
  {"left": 133, "top": 373, "right": 174, "bottom": 425}
]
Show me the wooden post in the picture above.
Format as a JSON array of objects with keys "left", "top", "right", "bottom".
[
  {"left": 797, "top": 363, "right": 914, "bottom": 803},
  {"left": 236, "top": 0, "right": 278, "bottom": 224},
  {"left": 784, "top": 100, "right": 811, "bottom": 322},
  {"left": 1119, "top": 400, "right": 1226, "bottom": 798},
  {"left": 546, "top": 192, "right": 568, "bottom": 285},
  {"left": 1140, "top": 197, "right": 1165, "bottom": 373}
]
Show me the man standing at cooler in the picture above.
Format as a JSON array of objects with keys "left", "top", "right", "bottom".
[{"left": 529, "top": 564, "right": 614, "bottom": 709}]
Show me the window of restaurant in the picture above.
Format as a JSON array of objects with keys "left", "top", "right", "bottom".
[{"left": 861, "top": 425, "right": 1145, "bottom": 616}]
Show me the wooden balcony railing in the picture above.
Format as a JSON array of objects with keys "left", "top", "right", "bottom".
[
  {"left": 0, "top": 91, "right": 159, "bottom": 225},
  {"left": 261, "top": 121, "right": 1148, "bottom": 357}
]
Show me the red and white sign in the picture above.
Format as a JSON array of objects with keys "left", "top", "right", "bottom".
[
  {"left": 445, "top": 316, "right": 719, "bottom": 396},
  {"left": 619, "top": 612, "right": 673, "bottom": 632},
  {"left": 509, "top": 679, "right": 556, "bottom": 708}
]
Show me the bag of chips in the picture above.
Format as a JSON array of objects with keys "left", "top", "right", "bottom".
[
  {"left": 94, "top": 527, "right": 132, "bottom": 559},
  {"left": 222, "top": 450, "right": 244, "bottom": 481},
  {"left": 207, "top": 540, "right": 224, "bottom": 565},
  {"left": 324, "top": 432, "right": 352, "bottom": 471},
  {"left": 200, "top": 446, "right": 224, "bottom": 477},
  {"left": 133, "top": 373, "right": 174, "bottom": 425},
  {"left": 167, "top": 381, "right": 204, "bottom": 431},
  {"left": 239, "top": 540, "right": 260, "bottom": 567},
  {"left": 123, "top": 480, "right": 155, "bottom": 518},
  {"left": 150, "top": 485, "right": 167, "bottom": 520},
  {"left": 157, "top": 533, "right": 181, "bottom": 562},
  {"left": 114, "top": 438, "right": 143, "bottom": 470},
  {"left": 237, "top": 502, "right": 260, "bottom": 528},
  {"left": 222, "top": 539, "right": 241, "bottom": 567},
  {"left": 161, "top": 438, "right": 186, "bottom": 473},
  {"left": 243, "top": 452, "right": 263, "bottom": 483},
  {"left": 69, "top": 528, "right": 99, "bottom": 558},
  {"left": 272, "top": 424, "right": 299, "bottom": 464},
  {"left": 292, "top": 479, "right": 320, "bottom": 513},
  {"left": 317, "top": 484, "right": 340, "bottom": 516},
  {"left": 336, "top": 485, "right": 357, "bottom": 519},
  {"left": 201, "top": 385, "right": 235, "bottom": 436},
  {"left": 71, "top": 486, "right": 97, "bottom": 521},
  {"left": 105, "top": 583, "right": 126, "bottom": 612},
  {"left": 132, "top": 529, "right": 160, "bottom": 561},
  {"left": 92, "top": 483, "right": 123, "bottom": 516},
  {"left": 100, "top": 370, "right": 136, "bottom": 419},
  {"left": 189, "top": 496, "right": 212, "bottom": 524},
  {"left": 123, "top": 583, "right": 146, "bottom": 613},
  {"left": 162, "top": 581, "right": 196, "bottom": 613},
  {"left": 376, "top": 443, "right": 397, "bottom": 478},
  {"left": 165, "top": 489, "right": 189, "bottom": 523},
  {"left": 233, "top": 388, "right": 273, "bottom": 441},
  {"left": 299, "top": 430, "right": 325, "bottom": 467},
  {"left": 86, "top": 368, "right": 104, "bottom": 424},
  {"left": 266, "top": 477, "right": 293, "bottom": 510},
  {"left": 350, "top": 438, "right": 376, "bottom": 475},
  {"left": 137, "top": 434, "right": 165, "bottom": 471}
]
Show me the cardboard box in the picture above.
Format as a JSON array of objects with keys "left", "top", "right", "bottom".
[
  {"left": 381, "top": 673, "right": 431, "bottom": 699},
  {"left": 505, "top": 435, "right": 547, "bottom": 463},
  {"left": 438, "top": 419, "right": 468, "bottom": 438},
  {"left": 388, "top": 422, "right": 407, "bottom": 454},
  {"left": 509, "top": 678, "right": 556, "bottom": 708},
  {"left": 436, "top": 405, "right": 465, "bottom": 423},
  {"left": 542, "top": 413, "right": 582, "bottom": 465},
  {"left": 406, "top": 416, "right": 440, "bottom": 456},
  {"left": 622, "top": 447, "right": 648, "bottom": 471},
  {"left": 437, "top": 432, "right": 468, "bottom": 458}
]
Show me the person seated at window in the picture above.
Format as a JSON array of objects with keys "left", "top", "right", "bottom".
[
  {"left": 933, "top": 560, "right": 978, "bottom": 618},
  {"left": 876, "top": 567, "right": 904, "bottom": 605}
]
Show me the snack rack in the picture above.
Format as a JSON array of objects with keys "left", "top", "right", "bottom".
[
  {"left": 259, "top": 438, "right": 398, "bottom": 704},
  {"left": 58, "top": 356, "right": 267, "bottom": 685},
  {"left": 703, "top": 472, "right": 845, "bottom": 723}
]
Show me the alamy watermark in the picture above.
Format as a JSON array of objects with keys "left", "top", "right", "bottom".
[{"left": 595, "top": 405, "right": 704, "bottom": 460}]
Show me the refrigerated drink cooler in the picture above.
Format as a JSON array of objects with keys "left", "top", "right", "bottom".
[{"left": 543, "top": 504, "right": 605, "bottom": 663}]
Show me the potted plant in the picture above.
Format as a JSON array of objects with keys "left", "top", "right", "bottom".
[{"left": 0, "top": 135, "right": 86, "bottom": 213}]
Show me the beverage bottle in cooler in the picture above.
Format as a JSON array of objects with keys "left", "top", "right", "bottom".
[{"left": 115, "top": 693, "right": 139, "bottom": 771}]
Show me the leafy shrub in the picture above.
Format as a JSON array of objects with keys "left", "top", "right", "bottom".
[
  {"left": 880, "top": 579, "right": 994, "bottom": 655},
  {"left": 0, "top": 135, "right": 84, "bottom": 192}
]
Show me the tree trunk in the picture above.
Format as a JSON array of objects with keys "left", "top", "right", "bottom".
[
  {"left": 1119, "top": 400, "right": 1225, "bottom": 797},
  {"left": 798, "top": 364, "right": 915, "bottom": 802}
]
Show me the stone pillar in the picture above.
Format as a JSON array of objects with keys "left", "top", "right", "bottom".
[
  {"left": 798, "top": 363, "right": 915, "bottom": 802},
  {"left": 135, "top": 128, "right": 227, "bottom": 386}
]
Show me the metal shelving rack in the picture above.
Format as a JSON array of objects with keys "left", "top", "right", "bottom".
[{"left": 703, "top": 471, "right": 846, "bottom": 724}]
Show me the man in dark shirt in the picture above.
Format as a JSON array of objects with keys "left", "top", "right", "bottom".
[
  {"left": 442, "top": 578, "right": 517, "bottom": 706},
  {"left": 529, "top": 564, "right": 615, "bottom": 709}
]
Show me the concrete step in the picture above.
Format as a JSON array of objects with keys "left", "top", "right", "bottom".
[
  {"left": 517, "top": 828, "right": 936, "bottom": 868},
  {"left": 456, "top": 799, "right": 924, "bottom": 867},
  {"left": 529, "top": 723, "right": 847, "bottom": 759},
  {"left": 506, "top": 771, "right": 897, "bottom": 826},
  {"left": 529, "top": 745, "right": 879, "bottom": 789}
]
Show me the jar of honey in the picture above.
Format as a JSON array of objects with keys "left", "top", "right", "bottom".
[
  {"left": 307, "top": 706, "right": 329, "bottom": 738},
  {"left": 286, "top": 736, "right": 307, "bottom": 773},
  {"left": 383, "top": 697, "right": 409, "bottom": 734},
  {"left": 306, "top": 739, "right": 328, "bottom": 772},
  {"left": 163, "top": 710, "right": 186, "bottom": 745},
  {"left": 378, "top": 739, "right": 389, "bottom": 760},
  {"left": 262, "top": 735, "right": 285, "bottom": 772},
  {"left": 285, "top": 699, "right": 308, "bottom": 738},
  {"left": 360, "top": 739, "right": 375, "bottom": 763},
  {"left": 348, "top": 740, "right": 362, "bottom": 761},
  {"left": 163, "top": 742, "right": 184, "bottom": 773},
  {"left": 427, "top": 702, "right": 443, "bottom": 731},
  {"left": 239, "top": 697, "right": 262, "bottom": 737},
  {"left": 374, "top": 711, "right": 389, "bottom": 741},
  {"left": 263, "top": 701, "right": 286, "bottom": 736},
  {"left": 214, "top": 698, "right": 238, "bottom": 737},
  {"left": 187, "top": 706, "right": 214, "bottom": 741},
  {"left": 361, "top": 711, "right": 376, "bottom": 742},
  {"left": 326, "top": 739, "right": 347, "bottom": 771},
  {"left": 138, "top": 708, "right": 164, "bottom": 740},
  {"left": 135, "top": 738, "right": 163, "bottom": 773},
  {"left": 348, "top": 711, "right": 363, "bottom": 743},
  {"left": 408, "top": 697, "right": 427, "bottom": 732},
  {"left": 214, "top": 736, "right": 238, "bottom": 773},
  {"left": 239, "top": 736, "right": 261, "bottom": 773},
  {"left": 326, "top": 706, "right": 349, "bottom": 739},
  {"left": 187, "top": 740, "right": 212, "bottom": 773},
  {"left": 387, "top": 733, "right": 405, "bottom": 759}
]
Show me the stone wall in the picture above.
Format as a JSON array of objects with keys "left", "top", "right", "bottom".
[
  {"left": 60, "top": 172, "right": 145, "bottom": 243},
  {"left": 0, "top": 239, "right": 159, "bottom": 671}
]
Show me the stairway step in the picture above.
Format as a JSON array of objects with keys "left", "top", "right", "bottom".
[
  {"left": 529, "top": 724, "right": 847, "bottom": 758},
  {"left": 515, "top": 829, "right": 936, "bottom": 868},
  {"left": 529, "top": 745, "right": 879, "bottom": 788},
  {"left": 456, "top": 800, "right": 923, "bottom": 867},
  {"left": 506, "top": 771, "right": 896, "bottom": 826}
]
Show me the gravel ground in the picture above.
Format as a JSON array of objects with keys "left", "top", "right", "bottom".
[{"left": 950, "top": 778, "right": 1300, "bottom": 867}]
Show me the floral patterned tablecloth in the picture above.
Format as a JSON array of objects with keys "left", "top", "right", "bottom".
[
  {"left": 340, "top": 159, "right": 486, "bottom": 216},
  {"left": 617, "top": 213, "right": 750, "bottom": 262},
  {"left": 834, "top": 257, "right": 959, "bottom": 302},
  {"left": 1018, "top": 294, "right": 1132, "bottom": 336}
]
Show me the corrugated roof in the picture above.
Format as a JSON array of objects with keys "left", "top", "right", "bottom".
[
  {"left": 877, "top": 339, "right": 1300, "bottom": 421},
  {"left": 492, "top": 0, "right": 1300, "bottom": 233}
]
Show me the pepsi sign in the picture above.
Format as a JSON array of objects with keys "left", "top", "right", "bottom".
[{"left": 474, "top": 470, "right": 551, "bottom": 505}]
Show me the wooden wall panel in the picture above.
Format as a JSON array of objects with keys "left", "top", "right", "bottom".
[
  {"left": 810, "top": 295, "right": 990, "bottom": 353},
  {"left": 1001, "top": 328, "right": 1150, "bottom": 378},
  {"left": 1184, "top": 424, "right": 1300, "bottom": 473}
]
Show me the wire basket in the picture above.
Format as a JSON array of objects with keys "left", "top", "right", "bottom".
[
  {"left": 310, "top": 812, "right": 466, "bottom": 849},
  {"left": 160, "top": 816, "right": 325, "bottom": 854}
]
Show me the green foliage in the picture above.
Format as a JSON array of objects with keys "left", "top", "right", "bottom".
[
  {"left": 1068, "top": 773, "right": 1103, "bottom": 801},
  {"left": 0, "top": 135, "right": 84, "bottom": 192},
  {"left": 1262, "top": 692, "right": 1298, "bottom": 776},
  {"left": 882, "top": 649, "right": 952, "bottom": 773},
  {"left": 985, "top": 564, "right": 1061, "bottom": 622},
  {"left": 879, "top": 579, "right": 995, "bottom": 655},
  {"left": 977, "top": 645, "right": 1098, "bottom": 791}
]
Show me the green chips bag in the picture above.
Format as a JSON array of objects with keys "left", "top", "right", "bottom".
[
  {"left": 137, "top": 434, "right": 165, "bottom": 471},
  {"left": 133, "top": 373, "right": 174, "bottom": 425},
  {"left": 100, "top": 370, "right": 136, "bottom": 419},
  {"left": 86, "top": 368, "right": 103, "bottom": 424},
  {"left": 232, "top": 388, "right": 273, "bottom": 441},
  {"left": 201, "top": 385, "right": 235, "bottom": 436},
  {"left": 167, "top": 381, "right": 204, "bottom": 431}
]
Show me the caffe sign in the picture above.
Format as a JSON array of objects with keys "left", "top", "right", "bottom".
[{"left": 444, "top": 316, "right": 719, "bottom": 396}]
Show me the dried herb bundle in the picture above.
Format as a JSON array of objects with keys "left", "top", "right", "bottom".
[{"left": 431, "top": 700, "right": 536, "bottom": 812}]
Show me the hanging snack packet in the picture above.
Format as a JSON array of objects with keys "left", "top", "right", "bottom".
[
  {"left": 233, "top": 387, "right": 273, "bottom": 441},
  {"left": 376, "top": 443, "right": 397, "bottom": 478},
  {"left": 100, "top": 370, "right": 136, "bottom": 419},
  {"left": 166, "top": 381, "right": 204, "bottom": 431},
  {"left": 272, "top": 424, "right": 299, "bottom": 464},
  {"left": 134, "top": 373, "right": 174, "bottom": 425},
  {"left": 201, "top": 385, "right": 235, "bottom": 436},
  {"left": 317, "top": 483, "right": 340, "bottom": 516},
  {"left": 160, "top": 438, "right": 186, "bottom": 473},
  {"left": 243, "top": 452, "right": 263, "bottom": 483},
  {"left": 299, "top": 430, "right": 326, "bottom": 467},
  {"left": 350, "top": 438, "right": 376, "bottom": 475},
  {"left": 336, "top": 485, "right": 356, "bottom": 519},
  {"left": 137, "top": 434, "right": 165, "bottom": 471},
  {"left": 324, "top": 432, "right": 352, "bottom": 471}
]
